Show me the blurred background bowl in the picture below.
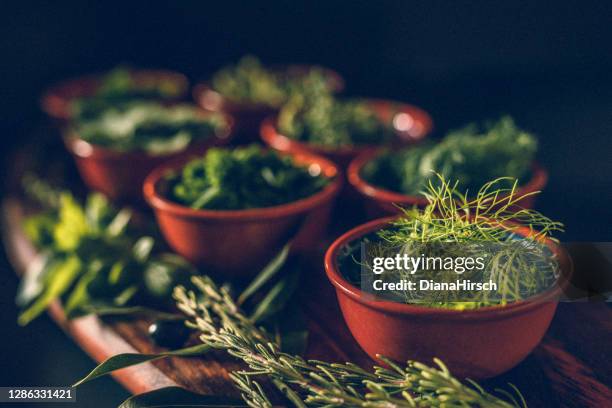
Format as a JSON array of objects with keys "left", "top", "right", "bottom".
[
  {"left": 193, "top": 65, "right": 344, "bottom": 144},
  {"left": 348, "top": 149, "right": 548, "bottom": 219},
  {"left": 40, "top": 69, "right": 189, "bottom": 121},
  {"left": 64, "top": 111, "right": 233, "bottom": 204},
  {"left": 260, "top": 99, "right": 432, "bottom": 170}
]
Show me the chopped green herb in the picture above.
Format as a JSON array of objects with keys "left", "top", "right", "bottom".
[
  {"left": 169, "top": 145, "right": 330, "bottom": 210},
  {"left": 277, "top": 72, "right": 394, "bottom": 147},
  {"left": 73, "top": 103, "right": 227, "bottom": 154},
  {"left": 362, "top": 116, "right": 537, "bottom": 194}
]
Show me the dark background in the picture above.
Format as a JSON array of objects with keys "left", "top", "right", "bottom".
[{"left": 1, "top": 1, "right": 611, "bottom": 406}]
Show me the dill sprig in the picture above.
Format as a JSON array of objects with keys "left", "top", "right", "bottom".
[
  {"left": 380, "top": 176, "right": 563, "bottom": 245},
  {"left": 174, "top": 276, "right": 525, "bottom": 407},
  {"left": 369, "top": 176, "right": 565, "bottom": 308}
]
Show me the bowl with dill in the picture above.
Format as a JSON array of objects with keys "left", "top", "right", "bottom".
[
  {"left": 194, "top": 55, "right": 344, "bottom": 143},
  {"left": 349, "top": 116, "right": 547, "bottom": 217},
  {"left": 144, "top": 144, "right": 341, "bottom": 279},
  {"left": 64, "top": 103, "right": 232, "bottom": 203},
  {"left": 324, "top": 176, "right": 571, "bottom": 378}
]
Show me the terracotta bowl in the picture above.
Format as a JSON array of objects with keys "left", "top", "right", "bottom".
[
  {"left": 41, "top": 69, "right": 189, "bottom": 121},
  {"left": 64, "top": 112, "right": 233, "bottom": 204},
  {"left": 348, "top": 149, "right": 548, "bottom": 219},
  {"left": 143, "top": 150, "right": 342, "bottom": 280},
  {"left": 260, "top": 99, "right": 433, "bottom": 170},
  {"left": 193, "top": 65, "right": 344, "bottom": 144},
  {"left": 325, "top": 216, "right": 571, "bottom": 379}
]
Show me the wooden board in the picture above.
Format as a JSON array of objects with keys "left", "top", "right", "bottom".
[{"left": 2, "top": 141, "right": 611, "bottom": 406}]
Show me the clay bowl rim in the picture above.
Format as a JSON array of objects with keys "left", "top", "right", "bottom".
[
  {"left": 324, "top": 215, "right": 572, "bottom": 321},
  {"left": 259, "top": 98, "right": 433, "bottom": 158},
  {"left": 347, "top": 148, "right": 549, "bottom": 208},
  {"left": 63, "top": 110, "right": 235, "bottom": 160},
  {"left": 143, "top": 149, "right": 343, "bottom": 221},
  {"left": 192, "top": 64, "right": 345, "bottom": 112},
  {"left": 41, "top": 68, "right": 190, "bottom": 120}
]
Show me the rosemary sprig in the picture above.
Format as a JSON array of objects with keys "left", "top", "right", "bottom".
[{"left": 175, "top": 276, "right": 525, "bottom": 407}]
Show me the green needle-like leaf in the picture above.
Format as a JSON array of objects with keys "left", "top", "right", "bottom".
[
  {"left": 238, "top": 243, "right": 290, "bottom": 306},
  {"left": 250, "top": 264, "right": 301, "bottom": 323}
]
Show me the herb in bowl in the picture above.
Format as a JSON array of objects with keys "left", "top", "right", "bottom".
[
  {"left": 169, "top": 145, "right": 330, "bottom": 210},
  {"left": 70, "top": 67, "right": 186, "bottom": 120},
  {"left": 211, "top": 55, "right": 286, "bottom": 107},
  {"left": 362, "top": 116, "right": 537, "bottom": 194},
  {"left": 276, "top": 74, "right": 395, "bottom": 148},
  {"left": 342, "top": 176, "right": 564, "bottom": 309},
  {"left": 211, "top": 55, "right": 339, "bottom": 107},
  {"left": 73, "top": 103, "right": 228, "bottom": 155},
  {"left": 326, "top": 176, "right": 566, "bottom": 378}
]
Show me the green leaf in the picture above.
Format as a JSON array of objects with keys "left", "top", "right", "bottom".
[
  {"left": 271, "top": 379, "right": 306, "bottom": 408},
  {"left": 238, "top": 243, "right": 290, "bottom": 305},
  {"left": 73, "top": 344, "right": 211, "bottom": 387},
  {"left": 53, "top": 194, "right": 89, "bottom": 251},
  {"left": 145, "top": 132, "right": 192, "bottom": 156},
  {"left": 67, "top": 303, "right": 179, "bottom": 320},
  {"left": 85, "top": 193, "right": 113, "bottom": 230},
  {"left": 16, "top": 251, "right": 54, "bottom": 307},
  {"left": 22, "top": 212, "right": 56, "bottom": 247},
  {"left": 114, "top": 284, "right": 139, "bottom": 306},
  {"left": 106, "top": 208, "right": 132, "bottom": 237},
  {"left": 64, "top": 260, "right": 104, "bottom": 316},
  {"left": 191, "top": 185, "right": 221, "bottom": 209},
  {"left": 108, "top": 260, "right": 126, "bottom": 285},
  {"left": 18, "top": 255, "right": 82, "bottom": 326},
  {"left": 250, "top": 264, "right": 301, "bottom": 323},
  {"left": 133, "top": 236, "right": 155, "bottom": 263},
  {"left": 118, "top": 387, "right": 247, "bottom": 408}
]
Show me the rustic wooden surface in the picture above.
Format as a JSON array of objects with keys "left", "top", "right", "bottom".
[{"left": 2, "top": 140, "right": 611, "bottom": 406}]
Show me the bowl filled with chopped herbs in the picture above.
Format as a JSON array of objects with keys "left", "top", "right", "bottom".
[
  {"left": 193, "top": 55, "right": 344, "bottom": 142},
  {"left": 143, "top": 145, "right": 341, "bottom": 279},
  {"left": 260, "top": 72, "right": 432, "bottom": 169},
  {"left": 41, "top": 66, "right": 189, "bottom": 121},
  {"left": 349, "top": 116, "right": 547, "bottom": 217},
  {"left": 324, "top": 177, "right": 570, "bottom": 378},
  {"left": 64, "top": 103, "right": 232, "bottom": 202}
]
